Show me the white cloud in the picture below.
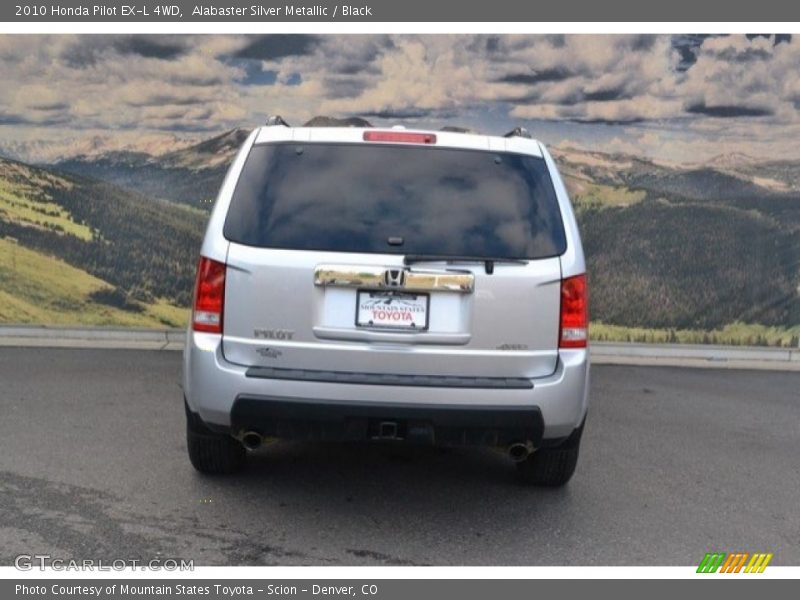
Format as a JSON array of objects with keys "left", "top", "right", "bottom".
[
  {"left": 0, "top": 34, "right": 799, "bottom": 162},
  {"left": 680, "top": 35, "right": 800, "bottom": 121}
]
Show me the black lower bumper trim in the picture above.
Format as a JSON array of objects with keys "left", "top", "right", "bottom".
[
  {"left": 245, "top": 366, "right": 533, "bottom": 389},
  {"left": 230, "top": 396, "right": 544, "bottom": 447}
]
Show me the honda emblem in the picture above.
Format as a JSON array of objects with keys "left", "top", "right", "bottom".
[{"left": 383, "top": 269, "right": 406, "bottom": 288}]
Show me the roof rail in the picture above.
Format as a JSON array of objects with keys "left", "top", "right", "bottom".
[
  {"left": 503, "top": 126, "right": 531, "bottom": 139},
  {"left": 265, "top": 115, "right": 290, "bottom": 127}
]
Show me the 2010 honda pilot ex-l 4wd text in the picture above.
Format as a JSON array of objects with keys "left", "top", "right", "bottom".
[{"left": 183, "top": 119, "right": 590, "bottom": 486}]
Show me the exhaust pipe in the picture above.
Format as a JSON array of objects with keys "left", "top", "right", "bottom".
[
  {"left": 241, "top": 431, "right": 263, "bottom": 450},
  {"left": 508, "top": 442, "right": 533, "bottom": 462}
]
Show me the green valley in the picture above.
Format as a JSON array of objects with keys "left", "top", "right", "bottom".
[
  {"left": 0, "top": 155, "right": 202, "bottom": 327},
  {"left": 0, "top": 237, "right": 187, "bottom": 327}
]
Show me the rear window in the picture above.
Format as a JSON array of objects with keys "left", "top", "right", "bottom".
[{"left": 223, "top": 142, "right": 567, "bottom": 259}]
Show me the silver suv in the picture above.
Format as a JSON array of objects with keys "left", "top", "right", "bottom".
[{"left": 183, "top": 119, "right": 589, "bottom": 485}]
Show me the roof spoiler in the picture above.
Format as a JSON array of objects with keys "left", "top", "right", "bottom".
[{"left": 265, "top": 116, "right": 533, "bottom": 139}]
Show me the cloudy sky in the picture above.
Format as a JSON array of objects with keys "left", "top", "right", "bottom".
[{"left": 0, "top": 33, "right": 798, "bottom": 163}]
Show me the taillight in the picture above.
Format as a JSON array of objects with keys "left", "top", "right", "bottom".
[
  {"left": 559, "top": 274, "right": 588, "bottom": 348},
  {"left": 192, "top": 256, "right": 226, "bottom": 334},
  {"left": 363, "top": 131, "right": 436, "bottom": 144}
]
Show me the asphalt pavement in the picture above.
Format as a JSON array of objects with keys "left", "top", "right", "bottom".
[{"left": 0, "top": 347, "right": 797, "bottom": 566}]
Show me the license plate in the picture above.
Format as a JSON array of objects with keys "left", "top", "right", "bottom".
[{"left": 356, "top": 291, "right": 429, "bottom": 330}]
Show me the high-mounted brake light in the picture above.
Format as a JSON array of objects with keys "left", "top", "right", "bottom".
[
  {"left": 559, "top": 274, "right": 588, "bottom": 349},
  {"left": 363, "top": 131, "right": 437, "bottom": 144},
  {"left": 192, "top": 256, "right": 226, "bottom": 334}
]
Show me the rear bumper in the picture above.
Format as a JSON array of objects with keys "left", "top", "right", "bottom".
[
  {"left": 183, "top": 332, "right": 590, "bottom": 443},
  {"left": 228, "top": 396, "right": 544, "bottom": 447}
]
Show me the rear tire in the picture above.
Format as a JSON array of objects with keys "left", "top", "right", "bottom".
[
  {"left": 516, "top": 419, "right": 585, "bottom": 486},
  {"left": 185, "top": 401, "right": 246, "bottom": 475}
]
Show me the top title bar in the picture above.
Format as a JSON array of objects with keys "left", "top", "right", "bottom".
[{"left": 2, "top": 0, "right": 800, "bottom": 22}]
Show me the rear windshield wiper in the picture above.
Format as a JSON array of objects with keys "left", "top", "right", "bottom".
[{"left": 403, "top": 254, "right": 528, "bottom": 275}]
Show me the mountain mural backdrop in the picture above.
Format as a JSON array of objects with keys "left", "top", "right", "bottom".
[{"left": 1, "top": 120, "right": 799, "bottom": 345}]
